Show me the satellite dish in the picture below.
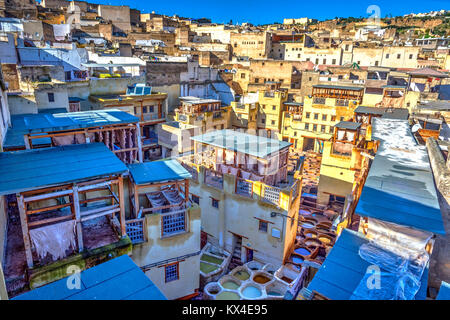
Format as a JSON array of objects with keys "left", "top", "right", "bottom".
[{"left": 411, "top": 123, "right": 421, "bottom": 133}]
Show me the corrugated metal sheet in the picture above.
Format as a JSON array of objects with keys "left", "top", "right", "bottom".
[
  {"left": 128, "top": 160, "right": 191, "bottom": 185},
  {"left": 307, "top": 229, "right": 429, "bottom": 300},
  {"left": 10, "top": 109, "right": 139, "bottom": 134},
  {"left": 13, "top": 255, "right": 166, "bottom": 300},
  {"left": 0, "top": 143, "right": 128, "bottom": 195}
]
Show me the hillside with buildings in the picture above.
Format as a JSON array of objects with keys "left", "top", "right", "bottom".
[{"left": 0, "top": 0, "right": 449, "bottom": 303}]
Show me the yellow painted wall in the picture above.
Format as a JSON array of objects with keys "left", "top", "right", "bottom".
[
  {"left": 282, "top": 96, "right": 359, "bottom": 151},
  {"left": 130, "top": 206, "right": 201, "bottom": 300}
]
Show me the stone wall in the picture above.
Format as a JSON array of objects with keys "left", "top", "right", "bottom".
[
  {"left": 426, "top": 138, "right": 450, "bottom": 297},
  {"left": 146, "top": 61, "right": 187, "bottom": 86}
]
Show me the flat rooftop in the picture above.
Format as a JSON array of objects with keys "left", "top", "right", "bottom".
[
  {"left": 13, "top": 255, "right": 166, "bottom": 300},
  {"left": 9, "top": 109, "right": 139, "bottom": 134},
  {"left": 355, "top": 118, "right": 445, "bottom": 234},
  {"left": 354, "top": 106, "right": 409, "bottom": 120},
  {"left": 0, "top": 143, "right": 128, "bottom": 195},
  {"left": 179, "top": 96, "right": 221, "bottom": 105},
  {"left": 128, "top": 159, "right": 191, "bottom": 185},
  {"left": 416, "top": 100, "right": 450, "bottom": 112},
  {"left": 191, "top": 129, "right": 291, "bottom": 159}
]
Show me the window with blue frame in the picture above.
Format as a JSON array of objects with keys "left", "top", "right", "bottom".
[{"left": 165, "top": 263, "right": 179, "bottom": 282}]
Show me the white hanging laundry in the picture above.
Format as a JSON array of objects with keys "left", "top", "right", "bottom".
[
  {"left": 347, "top": 131, "right": 355, "bottom": 142},
  {"left": 29, "top": 220, "right": 77, "bottom": 261}
]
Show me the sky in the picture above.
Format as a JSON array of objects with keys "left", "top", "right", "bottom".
[{"left": 91, "top": 0, "right": 449, "bottom": 25}]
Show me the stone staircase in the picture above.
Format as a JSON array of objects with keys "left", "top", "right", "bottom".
[{"left": 228, "top": 237, "right": 243, "bottom": 271}]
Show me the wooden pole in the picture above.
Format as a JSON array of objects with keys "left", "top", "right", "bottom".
[
  {"left": 133, "top": 183, "right": 140, "bottom": 218},
  {"left": 118, "top": 175, "right": 126, "bottom": 237},
  {"left": 136, "top": 123, "right": 143, "bottom": 163},
  {"left": 72, "top": 185, "right": 84, "bottom": 251},
  {"left": 185, "top": 179, "right": 189, "bottom": 202},
  {"left": 17, "top": 194, "right": 33, "bottom": 268}
]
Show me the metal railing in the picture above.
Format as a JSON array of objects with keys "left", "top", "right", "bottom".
[
  {"left": 126, "top": 218, "right": 145, "bottom": 244},
  {"left": 161, "top": 209, "right": 187, "bottom": 238}
]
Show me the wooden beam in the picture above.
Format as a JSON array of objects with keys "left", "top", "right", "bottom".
[
  {"left": 136, "top": 123, "right": 143, "bottom": 163},
  {"left": 28, "top": 215, "right": 73, "bottom": 228},
  {"left": 78, "top": 180, "right": 115, "bottom": 192},
  {"left": 17, "top": 194, "right": 33, "bottom": 268},
  {"left": 80, "top": 208, "right": 120, "bottom": 222},
  {"left": 185, "top": 179, "right": 189, "bottom": 202},
  {"left": 80, "top": 204, "right": 119, "bottom": 217},
  {"left": 24, "top": 189, "right": 73, "bottom": 203},
  {"left": 118, "top": 175, "right": 126, "bottom": 237},
  {"left": 133, "top": 183, "right": 140, "bottom": 218},
  {"left": 26, "top": 202, "right": 72, "bottom": 215},
  {"left": 72, "top": 186, "right": 84, "bottom": 251}
]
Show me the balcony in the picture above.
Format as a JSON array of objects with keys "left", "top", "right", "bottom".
[
  {"left": 262, "top": 185, "right": 282, "bottom": 206},
  {"left": 331, "top": 142, "right": 353, "bottom": 157},
  {"left": 142, "top": 112, "right": 166, "bottom": 122}
]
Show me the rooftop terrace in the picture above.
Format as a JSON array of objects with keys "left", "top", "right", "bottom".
[{"left": 191, "top": 129, "right": 291, "bottom": 159}]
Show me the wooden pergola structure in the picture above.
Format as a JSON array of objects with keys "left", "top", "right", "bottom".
[
  {"left": 0, "top": 143, "right": 129, "bottom": 269},
  {"left": 127, "top": 160, "right": 191, "bottom": 219},
  {"left": 17, "top": 176, "right": 127, "bottom": 268},
  {"left": 178, "top": 98, "right": 221, "bottom": 114},
  {"left": 15, "top": 110, "right": 143, "bottom": 164},
  {"left": 312, "top": 85, "right": 364, "bottom": 103}
]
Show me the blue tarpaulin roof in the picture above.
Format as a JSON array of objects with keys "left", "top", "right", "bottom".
[
  {"left": 128, "top": 159, "right": 191, "bottom": 185},
  {"left": 355, "top": 118, "right": 445, "bottom": 235},
  {"left": 307, "top": 229, "right": 429, "bottom": 300},
  {"left": 9, "top": 109, "right": 139, "bottom": 134},
  {"left": 13, "top": 255, "right": 166, "bottom": 300},
  {"left": 191, "top": 129, "right": 291, "bottom": 159},
  {"left": 3, "top": 129, "right": 51, "bottom": 149},
  {"left": 437, "top": 282, "right": 450, "bottom": 300},
  {"left": 0, "top": 143, "right": 128, "bottom": 195}
]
